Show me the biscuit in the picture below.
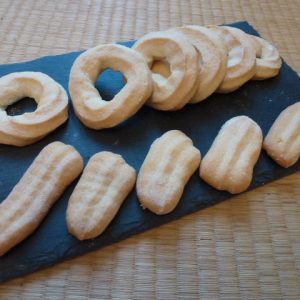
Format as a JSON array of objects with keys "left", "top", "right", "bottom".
[
  {"left": 200, "top": 116, "right": 263, "bottom": 194},
  {"left": 209, "top": 26, "right": 256, "bottom": 93},
  {"left": 249, "top": 35, "right": 282, "bottom": 80},
  {"left": 67, "top": 152, "right": 136, "bottom": 240},
  {"left": 0, "top": 72, "right": 68, "bottom": 146},
  {"left": 137, "top": 130, "right": 201, "bottom": 215},
  {"left": 0, "top": 141, "right": 83, "bottom": 256},
  {"left": 263, "top": 102, "right": 300, "bottom": 167},
  {"left": 133, "top": 31, "right": 199, "bottom": 111},
  {"left": 69, "top": 44, "right": 152, "bottom": 129}
]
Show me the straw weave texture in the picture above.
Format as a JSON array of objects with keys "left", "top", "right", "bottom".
[{"left": 0, "top": 0, "right": 300, "bottom": 299}]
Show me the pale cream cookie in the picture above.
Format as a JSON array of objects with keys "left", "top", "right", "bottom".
[
  {"left": 67, "top": 151, "right": 136, "bottom": 240},
  {"left": 0, "top": 141, "right": 83, "bottom": 256},
  {"left": 0, "top": 72, "right": 68, "bottom": 146},
  {"left": 133, "top": 31, "right": 199, "bottom": 110},
  {"left": 69, "top": 44, "right": 152, "bottom": 129},
  {"left": 137, "top": 130, "right": 201, "bottom": 215},
  {"left": 200, "top": 116, "right": 263, "bottom": 194},
  {"left": 264, "top": 102, "right": 300, "bottom": 167},
  {"left": 209, "top": 26, "right": 256, "bottom": 93}
]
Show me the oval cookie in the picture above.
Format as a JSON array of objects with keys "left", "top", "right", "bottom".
[
  {"left": 0, "top": 142, "right": 83, "bottom": 256},
  {"left": 67, "top": 152, "right": 136, "bottom": 240},
  {"left": 263, "top": 102, "right": 300, "bottom": 168},
  {"left": 200, "top": 116, "right": 263, "bottom": 194},
  {"left": 137, "top": 130, "right": 201, "bottom": 215}
]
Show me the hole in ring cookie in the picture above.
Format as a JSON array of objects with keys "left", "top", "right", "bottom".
[
  {"left": 151, "top": 59, "right": 171, "bottom": 79},
  {"left": 95, "top": 68, "right": 126, "bottom": 101},
  {"left": 6, "top": 97, "right": 37, "bottom": 116}
]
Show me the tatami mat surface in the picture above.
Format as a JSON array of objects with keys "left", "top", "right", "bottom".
[{"left": 0, "top": 0, "right": 299, "bottom": 299}]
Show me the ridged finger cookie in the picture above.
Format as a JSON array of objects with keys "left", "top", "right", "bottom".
[
  {"left": 200, "top": 116, "right": 263, "bottom": 194},
  {"left": 263, "top": 102, "right": 300, "bottom": 167},
  {"left": 0, "top": 142, "right": 83, "bottom": 256},
  {"left": 137, "top": 130, "right": 201, "bottom": 215},
  {"left": 67, "top": 152, "right": 136, "bottom": 240}
]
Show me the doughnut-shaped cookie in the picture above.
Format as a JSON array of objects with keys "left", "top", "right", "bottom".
[
  {"left": 209, "top": 26, "right": 256, "bottom": 93},
  {"left": 200, "top": 116, "right": 262, "bottom": 194},
  {"left": 0, "top": 72, "right": 68, "bottom": 146},
  {"left": 137, "top": 130, "right": 201, "bottom": 215},
  {"left": 0, "top": 141, "right": 83, "bottom": 256},
  {"left": 264, "top": 102, "right": 300, "bottom": 167},
  {"left": 67, "top": 151, "right": 136, "bottom": 240},
  {"left": 69, "top": 44, "right": 152, "bottom": 129},
  {"left": 249, "top": 35, "right": 282, "bottom": 80},
  {"left": 133, "top": 31, "right": 199, "bottom": 110}
]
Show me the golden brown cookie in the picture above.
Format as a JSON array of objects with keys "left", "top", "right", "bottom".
[
  {"left": 200, "top": 116, "right": 263, "bottom": 194},
  {"left": 264, "top": 102, "right": 300, "bottom": 167},
  {"left": 69, "top": 44, "right": 152, "bottom": 129},
  {"left": 0, "top": 72, "right": 68, "bottom": 146},
  {"left": 0, "top": 142, "right": 83, "bottom": 256},
  {"left": 137, "top": 130, "right": 201, "bottom": 215},
  {"left": 67, "top": 151, "right": 136, "bottom": 240}
]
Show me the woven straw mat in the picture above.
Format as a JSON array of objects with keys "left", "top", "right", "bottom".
[{"left": 0, "top": 0, "right": 300, "bottom": 299}]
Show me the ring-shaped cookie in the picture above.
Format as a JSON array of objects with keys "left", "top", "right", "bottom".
[
  {"left": 173, "top": 25, "right": 228, "bottom": 103},
  {"left": 69, "top": 44, "right": 152, "bottom": 129},
  {"left": 133, "top": 31, "right": 199, "bottom": 111},
  {"left": 209, "top": 26, "right": 256, "bottom": 93},
  {"left": 0, "top": 72, "right": 68, "bottom": 146},
  {"left": 249, "top": 35, "right": 282, "bottom": 80}
]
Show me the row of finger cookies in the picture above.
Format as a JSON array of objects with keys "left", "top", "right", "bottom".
[{"left": 1, "top": 101, "right": 299, "bottom": 256}]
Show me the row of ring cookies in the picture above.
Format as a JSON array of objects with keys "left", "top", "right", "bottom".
[
  {"left": 69, "top": 25, "right": 282, "bottom": 128},
  {"left": 0, "top": 25, "right": 282, "bottom": 146},
  {"left": 1, "top": 101, "right": 299, "bottom": 256}
]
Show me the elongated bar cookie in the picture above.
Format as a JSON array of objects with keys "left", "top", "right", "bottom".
[
  {"left": 0, "top": 142, "right": 83, "bottom": 256},
  {"left": 264, "top": 102, "right": 300, "bottom": 167},
  {"left": 137, "top": 130, "right": 201, "bottom": 215},
  {"left": 67, "top": 152, "right": 136, "bottom": 240},
  {"left": 200, "top": 116, "right": 263, "bottom": 194}
]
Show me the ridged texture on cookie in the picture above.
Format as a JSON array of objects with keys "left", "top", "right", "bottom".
[
  {"left": 67, "top": 152, "right": 136, "bottom": 240},
  {"left": 172, "top": 25, "right": 227, "bottom": 103},
  {"left": 249, "top": 35, "right": 282, "bottom": 80},
  {"left": 69, "top": 44, "right": 152, "bottom": 129},
  {"left": 200, "top": 116, "right": 263, "bottom": 194},
  {"left": 0, "top": 142, "right": 83, "bottom": 256},
  {"left": 264, "top": 102, "right": 300, "bottom": 168},
  {"left": 0, "top": 72, "right": 68, "bottom": 146},
  {"left": 137, "top": 130, "right": 201, "bottom": 215},
  {"left": 133, "top": 31, "right": 199, "bottom": 111},
  {"left": 209, "top": 26, "right": 256, "bottom": 93}
]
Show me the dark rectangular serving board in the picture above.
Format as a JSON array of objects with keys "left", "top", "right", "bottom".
[{"left": 1, "top": 21, "right": 300, "bottom": 283}]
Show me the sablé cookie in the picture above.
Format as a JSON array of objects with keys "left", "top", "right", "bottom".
[
  {"left": 200, "top": 116, "right": 263, "bottom": 194},
  {"left": 209, "top": 26, "right": 256, "bottom": 93},
  {"left": 133, "top": 31, "right": 199, "bottom": 110},
  {"left": 137, "top": 130, "right": 201, "bottom": 215},
  {"left": 249, "top": 35, "right": 282, "bottom": 80},
  {"left": 0, "top": 142, "right": 83, "bottom": 256},
  {"left": 165, "top": 25, "right": 227, "bottom": 103},
  {"left": 264, "top": 102, "right": 300, "bottom": 168},
  {"left": 67, "top": 152, "right": 136, "bottom": 240},
  {"left": 0, "top": 72, "right": 68, "bottom": 146},
  {"left": 69, "top": 44, "right": 152, "bottom": 129}
]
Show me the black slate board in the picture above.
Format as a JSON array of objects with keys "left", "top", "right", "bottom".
[{"left": 1, "top": 21, "right": 300, "bottom": 283}]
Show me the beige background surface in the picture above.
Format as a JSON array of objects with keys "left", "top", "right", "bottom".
[{"left": 0, "top": 0, "right": 300, "bottom": 299}]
